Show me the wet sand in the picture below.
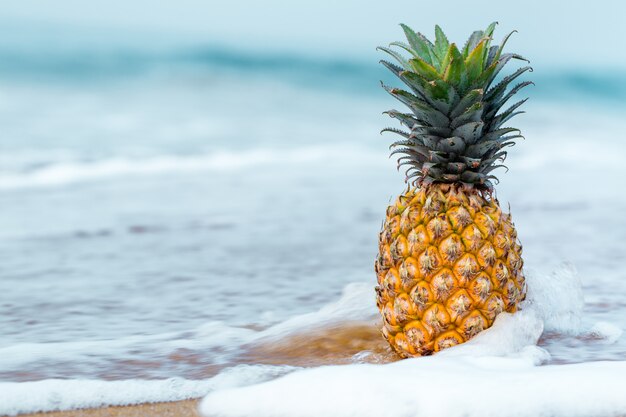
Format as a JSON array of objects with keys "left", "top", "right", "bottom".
[
  {"left": 240, "top": 321, "right": 395, "bottom": 366},
  {"left": 19, "top": 399, "right": 201, "bottom": 417}
]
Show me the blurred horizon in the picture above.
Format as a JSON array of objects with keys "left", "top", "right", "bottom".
[
  {"left": 2, "top": 3, "right": 626, "bottom": 111},
  {"left": 2, "top": 0, "right": 626, "bottom": 69},
  {"left": 1, "top": 21, "right": 626, "bottom": 106}
]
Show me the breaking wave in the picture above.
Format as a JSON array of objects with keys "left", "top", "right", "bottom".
[{"left": 0, "top": 146, "right": 381, "bottom": 190}]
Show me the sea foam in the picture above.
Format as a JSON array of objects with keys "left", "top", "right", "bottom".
[
  {"left": 199, "top": 264, "right": 626, "bottom": 417},
  {"left": 0, "top": 283, "right": 376, "bottom": 372},
  {"left": 1, "top": 267, "right": 623, "bottom": 416},
  {"left": 0, "top": 365, "right": 296, "bottom": 416},
  {"left": 200, "top": 354, "right": 626, "bottom": 417},
  {"left": 0, "top": 283, "right": 377, "bottom": 415}
]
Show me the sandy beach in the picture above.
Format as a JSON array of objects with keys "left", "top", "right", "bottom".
[{"left": 19, "top": 400, "right": 201, "bottom": 417}]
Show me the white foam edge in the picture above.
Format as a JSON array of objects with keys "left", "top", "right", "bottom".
[
  {"left": 200, "top": 353, "right": 626, "bottom": 417},
  {"left": 199, "top": 264, "right": 626, "bottom": 417},
  {"left": 0, "top": 364, "right": 297, "bottom": 416},
  {"left": 587, "top": 321, "right": 624, "bottom": 344},
  {"left": 0, "top": 282, "right": 376, "bottom": 370}
]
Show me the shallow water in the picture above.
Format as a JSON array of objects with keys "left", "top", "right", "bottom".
[{"left": 1, "top": 46, "right": 626, "bottom": 415}]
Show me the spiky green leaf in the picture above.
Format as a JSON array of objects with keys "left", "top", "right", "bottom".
[
  {"left": 380, "top": 60, "right": 404, "bottom": 77},
  {"left": 451, "top": 88, "right": 484, "bottom": 118},
  {"left": 434, "top": 25, "right": 450, "bottom": 65},
  {"left": 384, "top": 110, "right": 419, "bottom": 129},
  {"left": 465, "top": 37, "right": 489, "bottom": 84},
  {"left": 379, "top": 22, "right": 531, "bottom": 190},
  {"left": 400, "top": 24, "right": 434, "bottom": 65},
  {"left": 480, "top": 127, "right": 520, "bottom": 142},
  {"left": 462, "top": 30, "right": 484, "bottom": 58},
  {"left": 390, "top": 41, "right": 419, "bottom": 58},
  {"left": 451, "top": 102, "right": 484, "bottom": 129},
  {"left": 486, "top": 83, "right": 532, "bottom": 118},
  {"left": 452, "top": 121, "right": 484, "bottom": 144},
  {"left": 492, "top": 30, "right": 517, "bottom": 67},
  {"left": 442, "top": 44, "right": 466, "bottom": 88},
  {"left": 478, "top": 53, "right": 530, "bottom": 89},
  {"left": 408, "top": 57, "right": 440, "bottom": 80},
  {"left": 399, "top": 71, "right": 450, "bottom": 111},
  {"left": 411, "top": 126, "right": 452, "bottom": 137},
  {"left": 486, "top": 66, "right": 533, "bottom": 103},
  {"left": 484, "top": 22, "right": 498, "bottom": 38},
  {"left": 436, "top": 136, "right": 466, "bottom": 153},
  {"left": 377, "top": 46, "right": 410, "bottom": 70},
  {"left": 381, "top": 127, "right": 410, "bottom": 138}
]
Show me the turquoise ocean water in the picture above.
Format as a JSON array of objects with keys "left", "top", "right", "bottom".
[{"left": 1, "top": 32, "right": 626, "bottom": 414}]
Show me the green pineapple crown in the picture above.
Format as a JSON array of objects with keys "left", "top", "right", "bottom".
[{"left": 378, "top": 22, "right": 532, "bottom": 191}]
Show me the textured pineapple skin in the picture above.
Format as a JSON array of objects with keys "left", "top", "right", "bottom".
[{"left": 375, "top": 184, "right": 526, "bottom": 357}]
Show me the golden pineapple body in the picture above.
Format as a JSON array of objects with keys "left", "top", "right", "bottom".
[{"left": 375, "top": 184, "right": 525, "bottom": 357}]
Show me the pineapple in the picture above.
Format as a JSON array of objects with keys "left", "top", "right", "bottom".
[{"left": 375, "top": 22, "right": 531, "bottom": 357}]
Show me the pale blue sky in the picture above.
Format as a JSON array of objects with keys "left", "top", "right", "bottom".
[{"left": 1, "top": 0, "right": 625, "bottom": 68}]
